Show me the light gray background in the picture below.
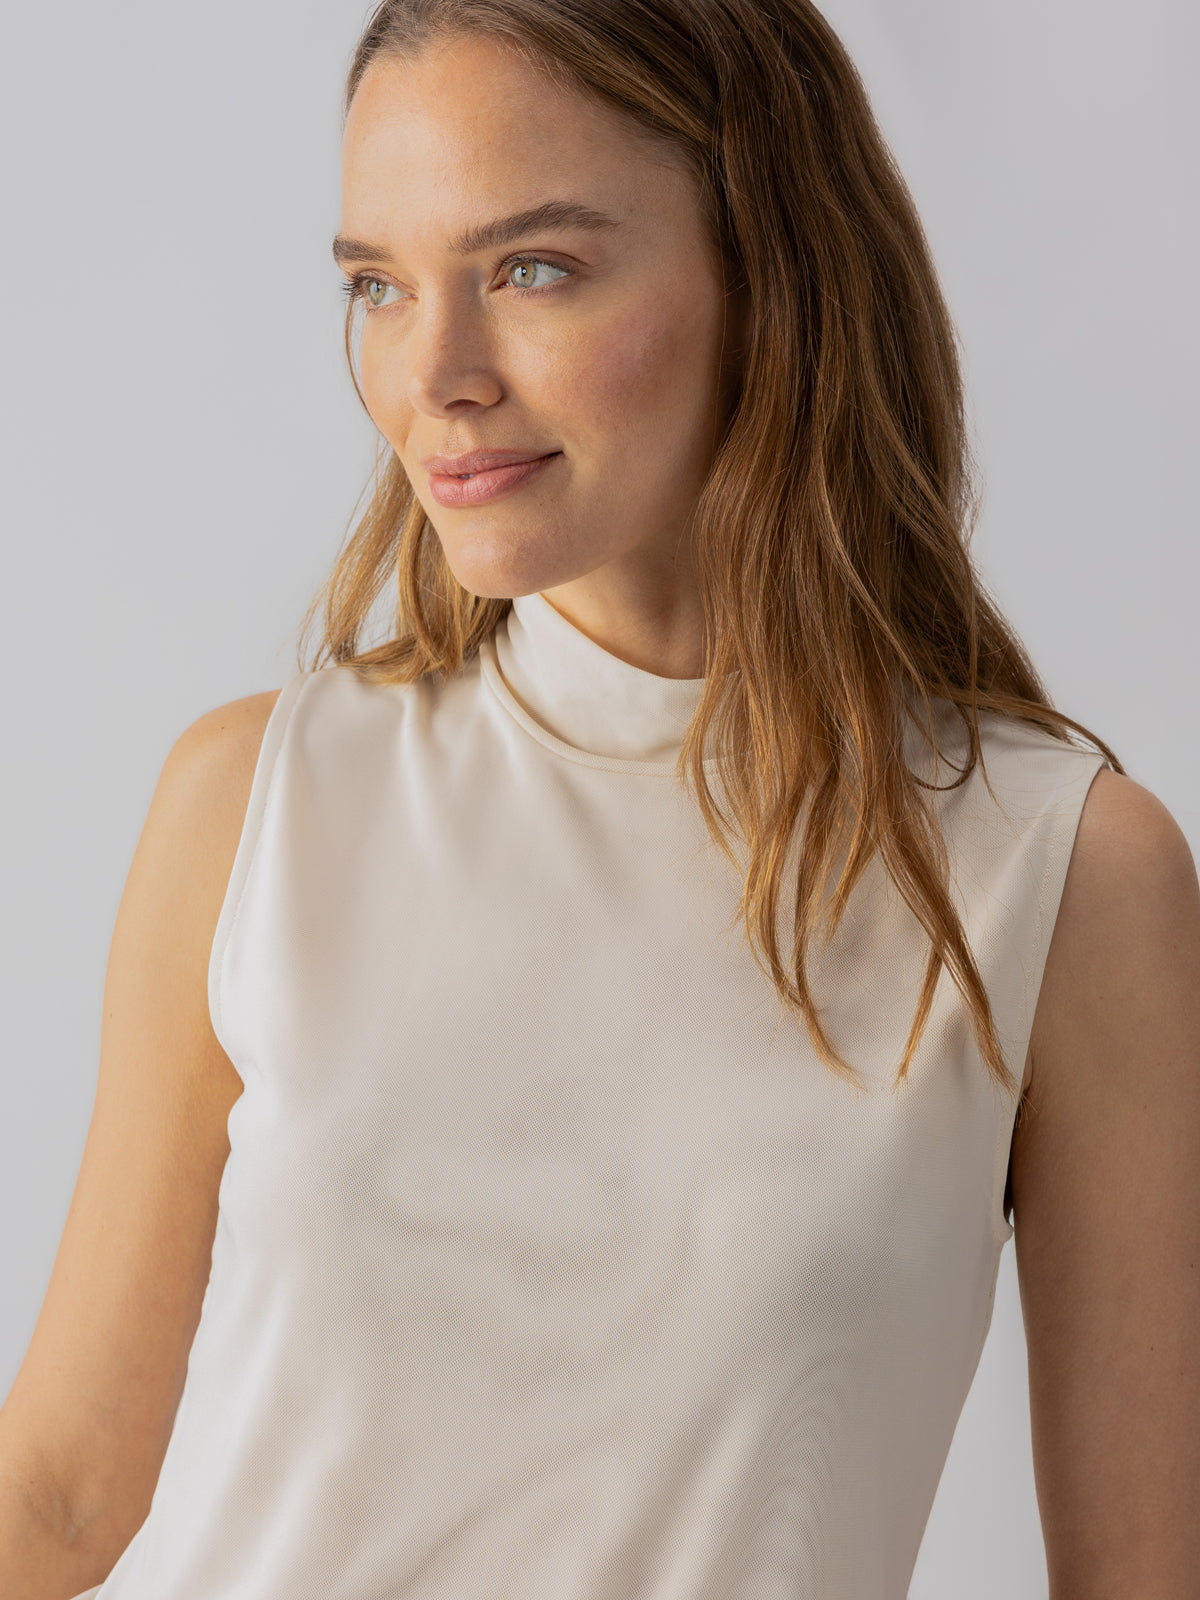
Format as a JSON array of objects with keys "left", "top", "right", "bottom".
[{"left": 1, "top": 3, "right": 1194, "bottom": 1594}]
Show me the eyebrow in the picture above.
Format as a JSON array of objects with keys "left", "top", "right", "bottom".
[{"left": 331, "top": 199, "right": 622, "bottom": 266}]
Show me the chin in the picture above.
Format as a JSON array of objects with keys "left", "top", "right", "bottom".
[
  {"left": 435, "top": 529, "right": 586, "bottom": 604},
  {"left": 436, "top": 543, "right": 526, "bottom": 599}
]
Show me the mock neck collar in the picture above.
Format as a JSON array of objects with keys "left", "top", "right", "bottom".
[{"left": 488, "top": 592, "right": 706, "bottom": 765}]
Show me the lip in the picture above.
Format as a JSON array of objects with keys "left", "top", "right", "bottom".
[
  {"left": 422, "top": 447, "right": 557, "bottom": 475},
  {"left": 428, "top": 452, "right": 561, "bottom": 508}
]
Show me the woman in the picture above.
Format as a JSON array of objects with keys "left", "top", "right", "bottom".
[{"left": 2, "top": 1, "right": 1197, "bottom": 1596}]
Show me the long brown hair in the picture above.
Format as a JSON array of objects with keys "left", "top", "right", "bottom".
[{"left": 299, "top": 0, "right": 1123, "bottom": 1109}]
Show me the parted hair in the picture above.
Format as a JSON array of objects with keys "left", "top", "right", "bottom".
[{"left": 299, "top": 0, "right": 1122, "bottom": 1112}]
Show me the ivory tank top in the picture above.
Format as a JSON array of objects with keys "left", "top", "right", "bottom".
[{"left": 72, "top": 591, "right": 1105, "bottom": 1599}]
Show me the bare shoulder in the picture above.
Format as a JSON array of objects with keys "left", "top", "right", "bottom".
[
  {"left": 168, "top": 688, "right": 283, "bottom": 790},
  {"left": 151, "top": 689, "right": 284, "bottom": 867},
  {"left": 1011, "top": 765, "right": 1200, "bottom": 1588},
  {"left": 1028, "top": 766, "right": 1198, "bottom": 1084},
  {"left": 1068, "top": 765, "right": 1195, "bottom": 887}
]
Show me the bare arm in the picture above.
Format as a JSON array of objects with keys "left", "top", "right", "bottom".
[
  {"left": 0, "top": 688, "right": 281, "bottom": 1596},
  {"left": 1010, "top": 768, "right": 1200, "bottom": 1597}
]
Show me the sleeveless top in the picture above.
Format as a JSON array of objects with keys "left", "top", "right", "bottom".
[{"left": 73, "top": 591, "right": 1105, "bottom": 1600}]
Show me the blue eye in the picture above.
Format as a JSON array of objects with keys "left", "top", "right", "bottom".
[
  {"left": 504, "top": 257, "right": 571, "bottom": 295},
  {"left": 341, "top": 276, "right": 400, "bottom": 310},
  {"left": 340, "top": 255, "right": 573, "bottom": 312},
  {"left": 364, "top": 278, "right": 400, "bottom": 308}
]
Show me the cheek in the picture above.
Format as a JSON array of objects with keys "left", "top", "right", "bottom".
[
  {"left": 562, "top": 300, "right": 717, "bottom": 442},
  {"left": 575, "top": 312, "right": 677, "bottom": 410},
  {"left": 359, "top": 334, "right": 402, "bottom": 438}
]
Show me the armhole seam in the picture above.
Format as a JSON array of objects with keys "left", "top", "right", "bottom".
[
  {"left": 990, "top": 751, "right": 1108, "bottom": 1245},
  {"left": 206, "top": 671, "right": 313, "bottom": 1058}
]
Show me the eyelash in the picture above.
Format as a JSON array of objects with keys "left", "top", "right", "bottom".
[{"left": 340, "top": 253, "right": 573, "bottom": 310}]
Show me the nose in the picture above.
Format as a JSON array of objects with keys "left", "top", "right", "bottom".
[{"left": 404, "top": 294, "right": 504, "bottom": 416}]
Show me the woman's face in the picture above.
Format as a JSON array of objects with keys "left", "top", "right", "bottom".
[{"left": 338, "top": 33, "right": 747, "bottom": 609}]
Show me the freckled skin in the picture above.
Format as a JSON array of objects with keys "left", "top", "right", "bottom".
[{"left": 340, "top": 34, "right": 749, "bottom": 677}]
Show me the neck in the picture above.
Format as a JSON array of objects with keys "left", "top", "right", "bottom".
[{"left": 533, "top": 574, "right": 707, "bottom": 682}]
